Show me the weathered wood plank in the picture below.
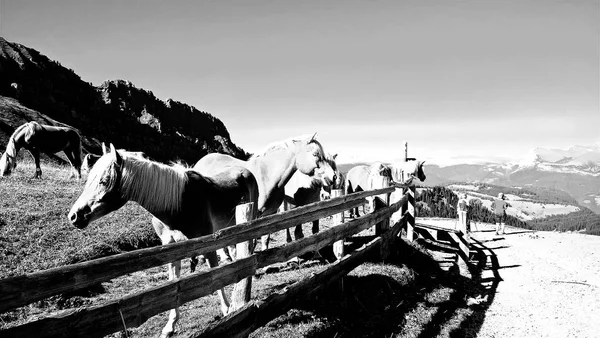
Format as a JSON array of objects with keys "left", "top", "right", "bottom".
[
  {"left": 1, "top": 257, "right": 258, "bottom": 338},
  {"left": 415, "top": 222, "right": 462, "bottom": 234},
  {"left": 0, "top": 196, "right": 367, "bottom": 313}
]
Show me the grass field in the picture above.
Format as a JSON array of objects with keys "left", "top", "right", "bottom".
[{"left": 1, "top": 161, "right": 486, "bottom": 337}]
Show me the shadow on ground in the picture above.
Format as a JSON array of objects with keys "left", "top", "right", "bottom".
[{"left": 254, "top": 233, "right": 505, "bottom": 338}]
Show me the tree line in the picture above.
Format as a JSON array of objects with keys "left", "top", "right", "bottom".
[{"left": 413, "top": 186, "right": 600, "bottom": 234}]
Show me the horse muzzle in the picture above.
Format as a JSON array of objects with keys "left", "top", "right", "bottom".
[{"left": 68, "top": 205, "right": 92, "bottom": 229}]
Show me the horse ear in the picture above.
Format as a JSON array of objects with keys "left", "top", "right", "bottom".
[
  {"left": 332, "top": 153, "right": 338, "bottom": 160},
  {"left": 102, "top": 142, "right": 108, "bottom": 155},
  {"left": 309, "top": 132, "right": 317, "bottom": 143},
  {"left": 110, "top": 143, "right": 122, "bottom": 165}
]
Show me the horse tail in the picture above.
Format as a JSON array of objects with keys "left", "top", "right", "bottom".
[{"left": 73, "top": 130, "right": 83, "bottom": 169}]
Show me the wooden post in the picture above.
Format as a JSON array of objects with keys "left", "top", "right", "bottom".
[
  {"left": 332, "top": 189, "right": 345, "bottom": 260},
  {"left": 406, "top": 186, "right": 416, "bottom": 241},
  {"left": 230, "top": 202, "right": 256, "bottom": 312},
  {"left": 401, "top": 141, "right": 416, "bottom": 242},
  {"left": 372, "top": 176, "right": 390, "bottom": 236}
]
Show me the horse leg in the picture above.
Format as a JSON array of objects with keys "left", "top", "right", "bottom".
[
  {"left": 309, "top": 220, "right": 323, "bottom": 260},
  {"left": 204, "top": 251, "right": 231, "bottom": 315},
  {"left": 64, "top": 149, "right": 81, "bottom": 179},
  {"left": 160, "top": 260, "right": 181, "bottom": 338},
  {"left": 29, "top": 148, "right": 42, "bottom": 178}
]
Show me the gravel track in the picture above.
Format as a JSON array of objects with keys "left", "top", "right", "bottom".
[{"left": 469, "top": 223, "right": 600, "bottom": 338}]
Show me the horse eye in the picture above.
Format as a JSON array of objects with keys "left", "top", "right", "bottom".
[{"left": 99, "top": 178, "right": 109, "bottom": 186}]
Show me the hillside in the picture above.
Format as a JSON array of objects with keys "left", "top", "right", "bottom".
[
  {"left": 0, "top": 37, "right": 247, "bottom": 163},
  {"left": 442, "top": 183, "right": 600, "bottom": 234}
]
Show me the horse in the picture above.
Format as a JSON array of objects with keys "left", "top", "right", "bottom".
[
  {"left": 345, "top": 162, "right": 393, "bottom": 218},
  {"left": 68, "top": 144, "right": 259, "bottom": 338},
  {"left": 389, "top": 159, "right": 427, "bottom": 225},
  {"left": 0, "top": 121, "right": 82, "bottom": 179},
  {"left": 280, "top": 153, "right": 341, "bottom": 248},
  {"left": 389, "top": 159, "right": 427, "bottom": 187},
  {"left": 192, "top": 133, "right": 333, "bottom": 252}
]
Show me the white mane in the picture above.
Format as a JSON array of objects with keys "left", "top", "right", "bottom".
[
  {"left": 91, "top": 153, "right": 189, "bottom": 215},
  {"left": 251, "top": 134, "right": 319, "bottom": 159}
]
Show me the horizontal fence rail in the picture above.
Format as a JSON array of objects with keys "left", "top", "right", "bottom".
[{"left": 0, "top": 187, "right": 394, "bottom": 314}]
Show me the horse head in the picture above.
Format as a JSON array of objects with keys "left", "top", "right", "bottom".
[
  {"left": 68, "top": 144, "right": 127, "bottom": 228},
  {"left": 294, "top": 134, "right": 329, "bottom": 177}
]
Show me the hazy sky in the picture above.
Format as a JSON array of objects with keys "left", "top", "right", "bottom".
[{"left": 1, "top": 0, "right": 599, "bottom": 164}]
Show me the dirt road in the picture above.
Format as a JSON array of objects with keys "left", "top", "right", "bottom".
[{"left": 470, "top": 223, "right": 600, "bottom": 338}]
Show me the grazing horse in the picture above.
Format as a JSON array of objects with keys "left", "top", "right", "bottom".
[
  {"left": 68, "top": 144, "right": 259, "bottom": 338},
  {"left": 345, "top": 162, "right": 393, "bottom": 218},
  {"left": 281, "top": 153, "right": 341, "bottom": 246},
  {"left": 0, "top": 121, "right": 82, "bottom": 179},
  {"left": 192, "top": 133, "right": 333, "bottom": 252}
]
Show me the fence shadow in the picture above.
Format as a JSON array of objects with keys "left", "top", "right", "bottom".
[{"left": 257, "top": 236, "right": 501, "bottom": 338}]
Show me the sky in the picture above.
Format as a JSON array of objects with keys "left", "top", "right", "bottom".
[{"left": 1, "top": 0, "right": 599, "bottom": 165}]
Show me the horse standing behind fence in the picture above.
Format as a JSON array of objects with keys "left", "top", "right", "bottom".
[
  {"left": 193, "top": 133, "right": 333, "bottom": 252},
  {"left": 280, "top": 153, "right": 341, "bottom": 249},
  {"left": 389, "top": 159, "right": 427, "bottom": 224},
  {"left": 68, "top": 144, "right": 259, "bottom": 338},
  {"left": 345, "top": 162, "right": 393, "bottom": 218},
  {"left": 0, "top": 121, "right": 82, "bottom": 179}
]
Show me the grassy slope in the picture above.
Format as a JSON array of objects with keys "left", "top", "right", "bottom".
[{"left": 0, "top": 161, "right": 158, "bottom": 277}]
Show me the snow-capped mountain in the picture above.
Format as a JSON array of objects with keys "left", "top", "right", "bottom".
[{"left": 423, "top": 143, "right": 600, "bottom": 214}]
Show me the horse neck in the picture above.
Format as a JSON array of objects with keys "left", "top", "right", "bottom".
[
  {"left": 250, "top": 147, "right": 298, "bottom": 190},
  {"left": 119, "top": 158, "right": 188, "bottom": 217},
  {"left": 4, "top": 136, "right": 20, "bottom": 158}
]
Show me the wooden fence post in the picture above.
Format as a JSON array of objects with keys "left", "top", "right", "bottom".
[
  {"left": 372, "top": 176, "right": 390, "bottom": 236},
  {"left": 406, "top": 186, "right": 416, "bottom": 241},
  {"left": 230, "top": 202, "right": 256, "bottom": 313},
  {"left": 400, "top": 141, "right": 416, "bottom": 242},
  {"left": 332, "top": 189, "right": 345, "bottom": 260}
]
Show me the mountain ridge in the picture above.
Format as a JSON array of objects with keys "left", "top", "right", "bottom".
[{"left": 0, "top": 37, "right": 248, "bottom": 163}]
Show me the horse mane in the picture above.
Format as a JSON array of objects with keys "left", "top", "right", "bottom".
[
  {"left": 3, "top": 122, "right": 30, "bottom": 158},
  {"left": 95, "top": 154, "right": 190, "bottom": 215},
  {"left": 250, "top": 134, "right": 324, "bottom": 160}
]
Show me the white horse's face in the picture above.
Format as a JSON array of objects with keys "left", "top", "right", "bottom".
[
  {"left": 296, "top": 138, "right": 327, "bottom": 177},
  {"left": 68, "top": 149, "right": 127, "bottom": 229}
]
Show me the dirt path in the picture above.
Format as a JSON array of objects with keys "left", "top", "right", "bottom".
[{"left": 470, "top": 223, "right": 600, "bottom": 338}]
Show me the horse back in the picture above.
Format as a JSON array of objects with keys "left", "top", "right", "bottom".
[
  {"left": 21, "top": 122, "right": 80, "bottom": 153},
  {"left": 345, "top": 165, "right": 370, "bottom": 193}
]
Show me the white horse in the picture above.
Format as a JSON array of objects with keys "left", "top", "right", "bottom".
[
  {"left": 389, "top": 160, "right": 427, "bottom": 225},
  {"left": 345, "top": 162, "right": 393, "bottom": 218}
]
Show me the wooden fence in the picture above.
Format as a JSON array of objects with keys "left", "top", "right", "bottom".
[
  {"left": 0, "top": 184, "right": 414, "bottom": 338},
  {"left": 0, "top": 146, "right": 473, "bottom": 337}
]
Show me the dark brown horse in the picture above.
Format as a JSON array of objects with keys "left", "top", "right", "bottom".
[{"left": 0, "top": 121, "right": 82, "bottom": 179}]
